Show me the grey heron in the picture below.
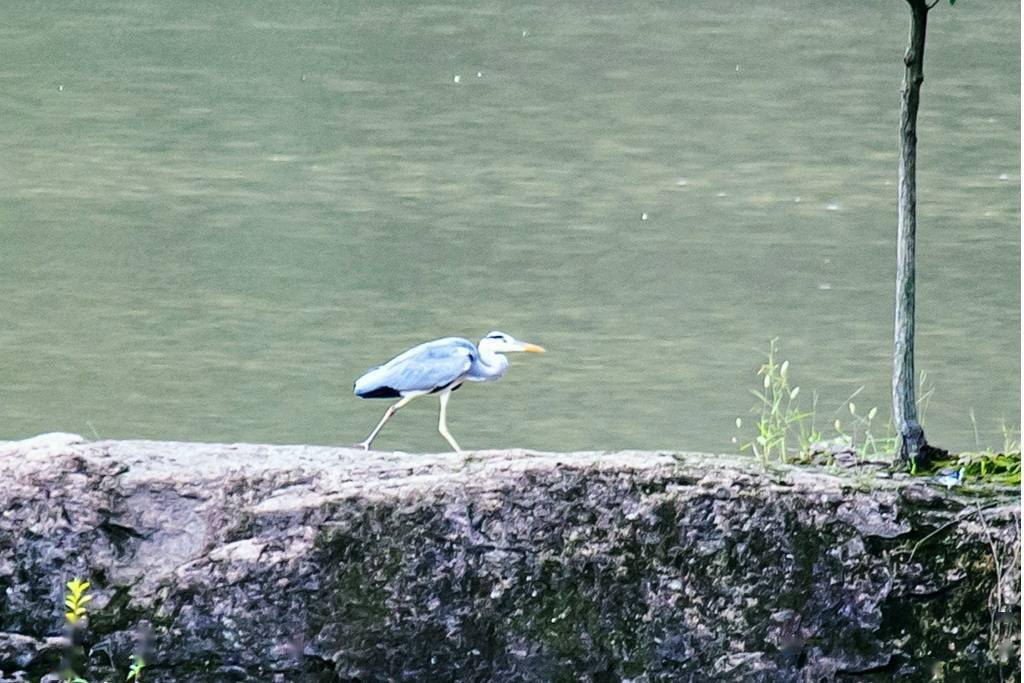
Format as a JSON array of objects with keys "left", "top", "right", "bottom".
[{"left": 353, "top": 331, "right": 545, "bottom": 452}]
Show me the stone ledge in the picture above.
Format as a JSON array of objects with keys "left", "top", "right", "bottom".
[{"left": 0, "top": 434, "right": 1019, "bottom": 682}]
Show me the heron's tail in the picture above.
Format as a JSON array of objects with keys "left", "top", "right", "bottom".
[{"left": 353, "top": 367, "right": 401, "bottom": 399}]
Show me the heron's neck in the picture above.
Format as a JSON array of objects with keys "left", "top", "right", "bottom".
[{"left": 475, "top": 346, "right": 509, "bottom": 379}]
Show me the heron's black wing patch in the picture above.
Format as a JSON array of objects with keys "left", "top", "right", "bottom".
[
  {"left": 430, "top": 380, "right": 465, "bottom": 394},
  {"left": 357, "top": 386, "right": 402, "bottom": 399}
]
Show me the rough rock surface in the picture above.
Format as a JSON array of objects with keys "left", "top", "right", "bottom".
[{"left": 0, "top": 433, "right": 1019, "bottom": 682}]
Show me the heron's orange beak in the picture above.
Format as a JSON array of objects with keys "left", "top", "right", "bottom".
[{"left": 521, "top": 343, "right": 546, "bottom": 353}]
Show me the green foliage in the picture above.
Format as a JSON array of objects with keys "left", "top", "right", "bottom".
[
  {"left": 738, "top": 340, "right": 1016, "bottom": 474},
  {"left": 127, "top": 654, "right": 146, "bottom": 681},
  {"left": 740, "top": 338, "right": 820, "bottom": 463},
  {"left": 65, "top": 578, "right": 92, "bottom": 626},
  {"left": 56, "top": 576, "right": 152, "bottom": 683},
  {"left": 919, "top": 450, "right": 1022, "bottom": 487},
  {"left": 921, "top": 419, "right": 1024, "bottom": 486},
  {"left": 739, "top": 339, "right": 895, "bottom": 463},
  {"left": 960, "top": 451, "right": 1021, "bottom": 485},
  {"left": 828, "top": 388, "right": 898, "bottom": 459},
  {"left": 61, "top": 577, "right": 92, "bottom": 683}
]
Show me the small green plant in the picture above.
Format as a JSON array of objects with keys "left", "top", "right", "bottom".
[
  {"left": 830, "top": 391, "right": 896, "bottom": 459},
  {"left": 60, "top": 578, "right": 92, "bottom": 683},
  {"left": 65, "top": 578, "right": 92, "bottom": 626},
  {"left": 737, "top": 340, "right": 1015, "bottom": 471},
  {"left": 127, "top": 654, "right": 145, "bottom": 681},
  {"left": 740, "top": 338, "right": 820, "bottom": 463},
  {"left": 916, "top": 417, "right": 1023, "bottom": 485},
  {"left": 1000, "top": 421, "right": 1020, "bottom": 455},
  {"left": 55, "top": 577, "right": 152, "bottom": 682},
  {"left": 919, "top": 449, "right": 1023, "bottom": 487},
  {"left": 961, "top": 451, "right": 1021, "bottom": 485}
]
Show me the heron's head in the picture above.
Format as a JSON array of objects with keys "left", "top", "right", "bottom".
[{"left": 479, "top": 331, "right": 546, "bottom": 354}]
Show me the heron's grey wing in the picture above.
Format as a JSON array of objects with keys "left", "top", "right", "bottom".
[{"left": 354, "top": 338, "right": 475, "bottom": 397}]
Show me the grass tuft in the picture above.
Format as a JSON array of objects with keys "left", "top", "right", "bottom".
[
  {"left": 740, "top": 338, "right": 820, "bottom": 463},
  {"left": 737, "top": 340, "right": 1020, "bottom": 483}
]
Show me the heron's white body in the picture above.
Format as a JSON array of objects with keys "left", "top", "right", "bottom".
[
  {"left": 352, "top": 331, "right": 543, "bottom": 452},
  {"left": 353, "top": 337, "right": 511, "bottom": 399}
]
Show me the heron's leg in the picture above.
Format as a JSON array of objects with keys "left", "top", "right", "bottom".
[
  {"left": 356, "top": 394, "right": 417, "bottom": 450},
  {"left": 437, "top": 390, "right": 462, "bottom": 453}
]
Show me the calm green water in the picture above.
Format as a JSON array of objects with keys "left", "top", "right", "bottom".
[{"left": 1, "top": 2, "right": 1018, "bottom": 453}]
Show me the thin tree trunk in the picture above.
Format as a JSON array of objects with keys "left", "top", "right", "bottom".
[{"left": 894, "top": 0, "right": 930, "bottom": 466}]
